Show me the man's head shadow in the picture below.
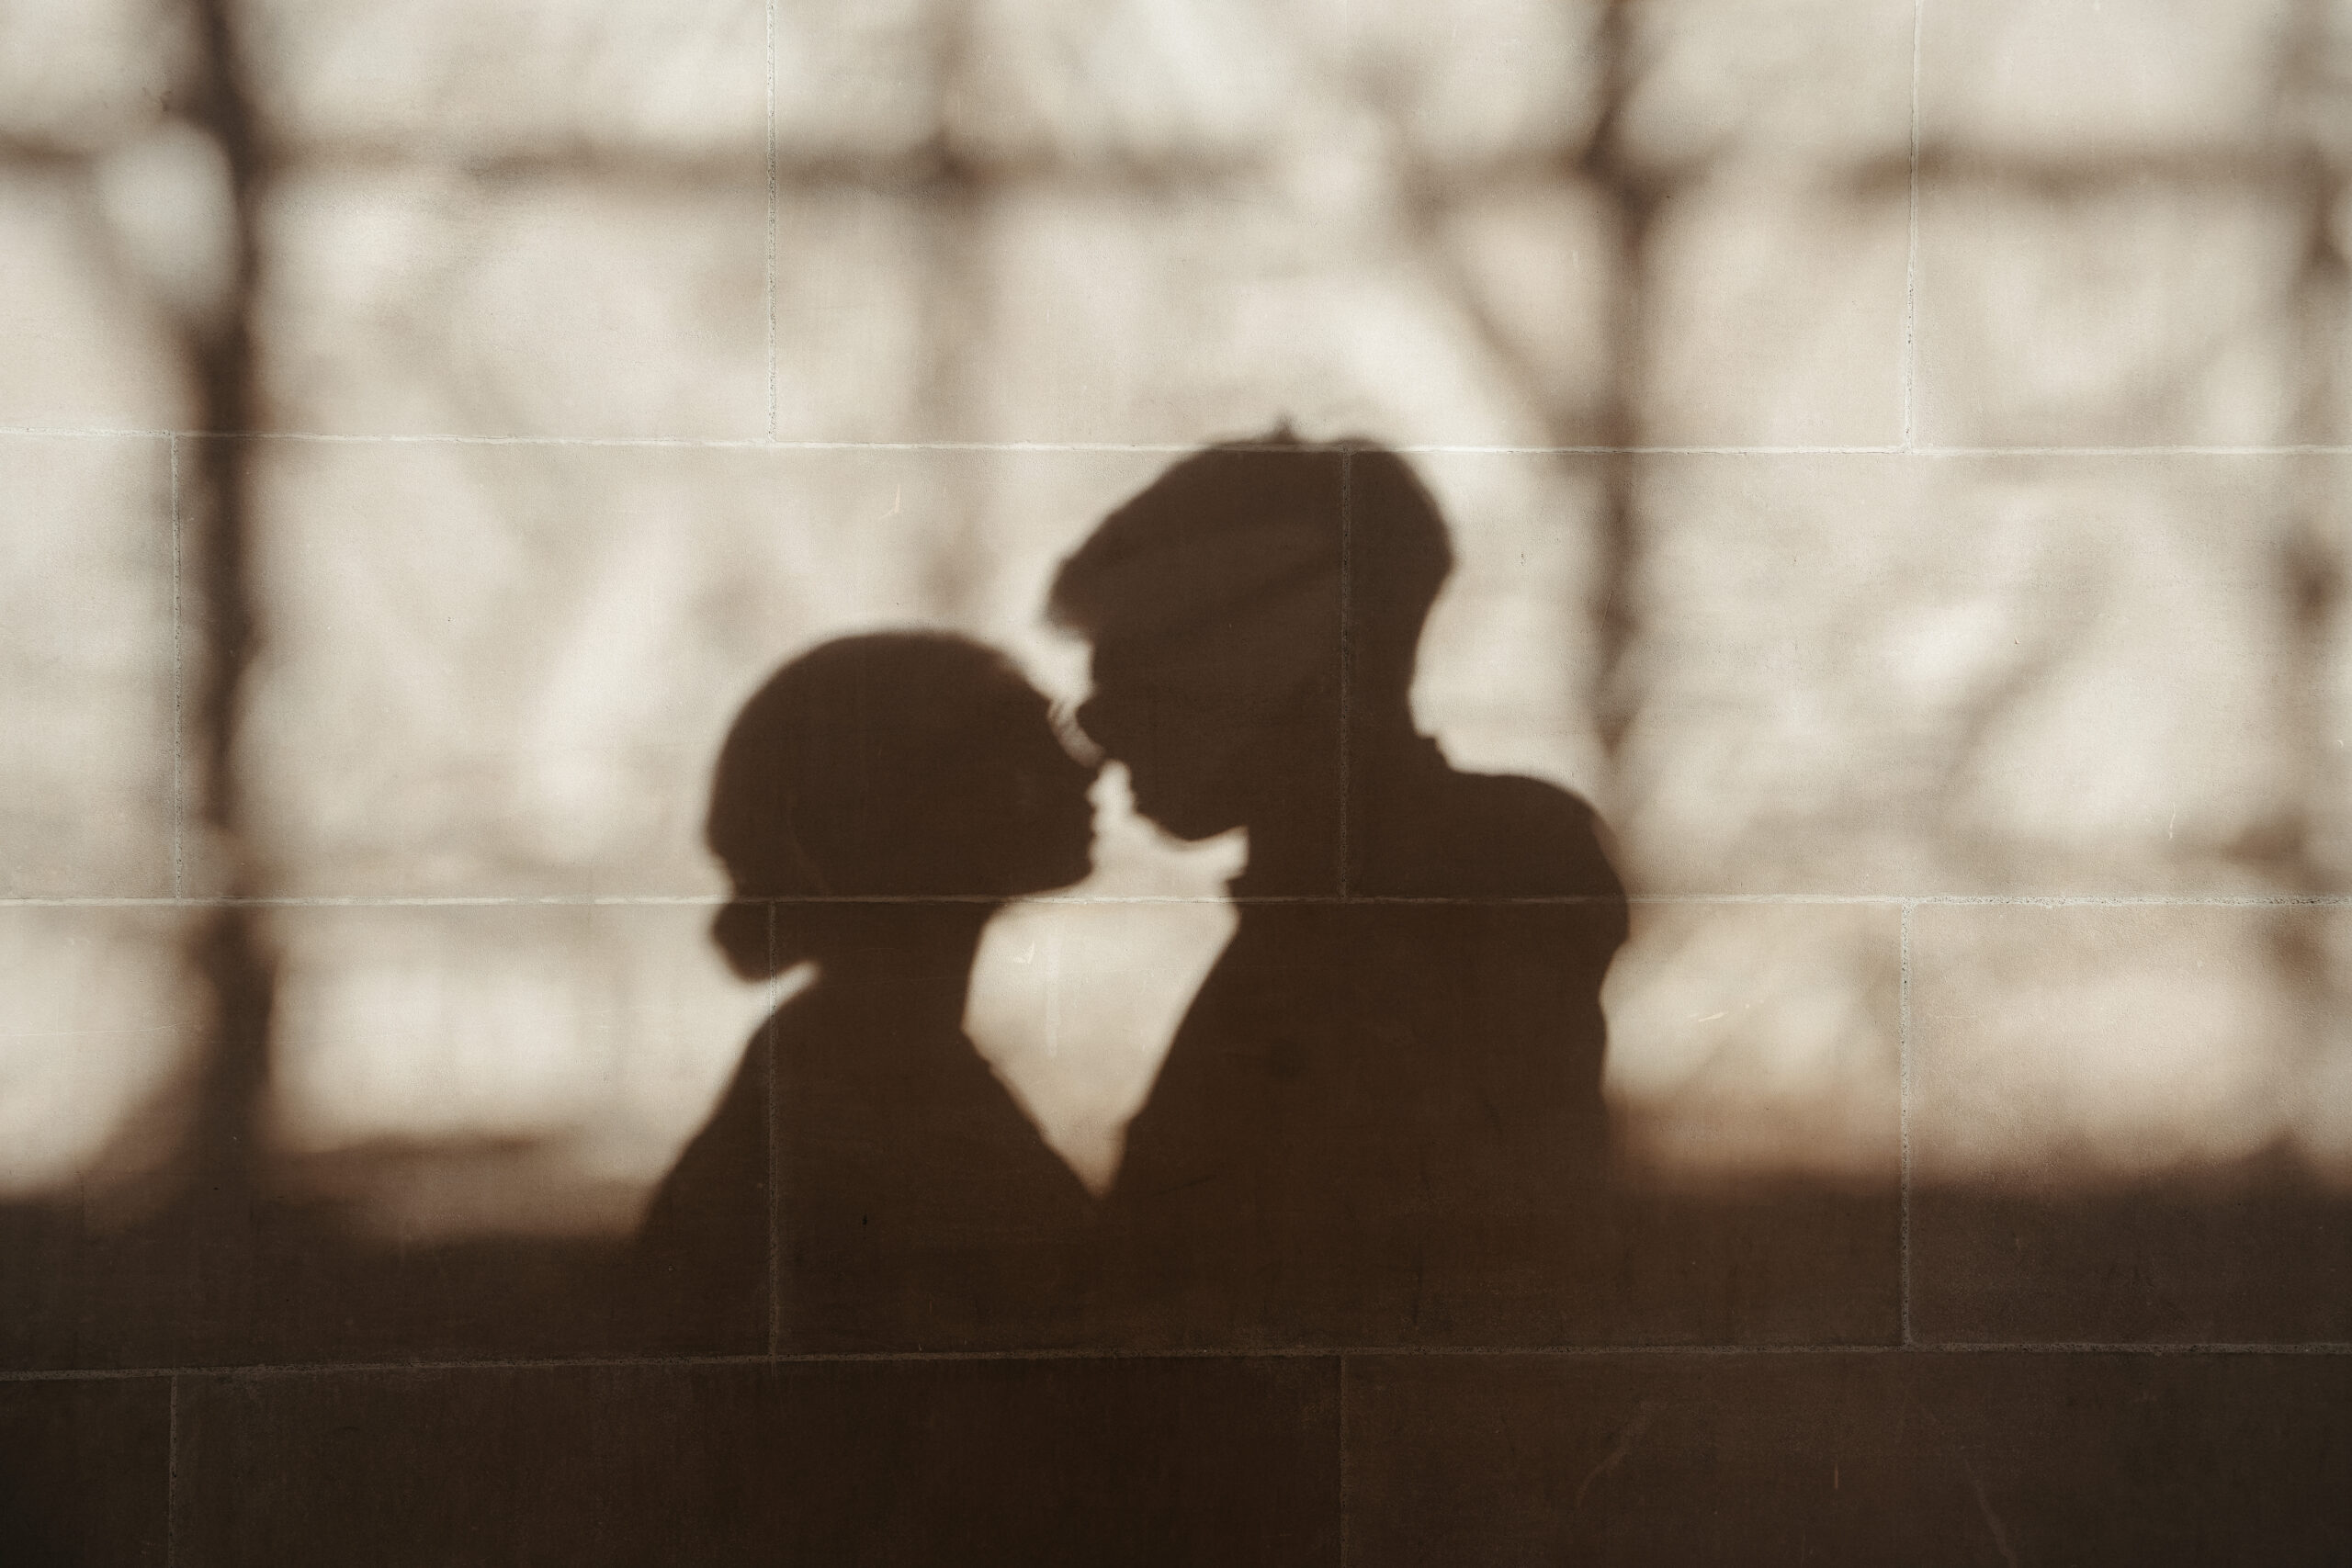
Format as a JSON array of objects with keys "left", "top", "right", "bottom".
[
  {"left": 703, "top": 632, "right": 1097, "bottom": 980},
  {"left": 1046, "top": 434, "right": 1454, "bottom": 877}
]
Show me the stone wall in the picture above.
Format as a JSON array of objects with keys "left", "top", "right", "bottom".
[{"left": 2, "top": 4, "right": 2346, "bottom": 1559}]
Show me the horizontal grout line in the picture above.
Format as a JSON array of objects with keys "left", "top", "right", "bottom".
[
  {"left": 0, "top": 425, "right": 184, "bottom": 441},
  {"left": 6, "top": 893, "right": 2348, "bottom": 910},
  {"left": 1633, "top": 892, "right": 2352, "bottom": 908},
  {"left": 5, "top": 1341, "right": 2348, "bottom": 1382},
  {"left": 4, "top": 428, "right": 2349, "bottom": 458},
  {"left": 1915, "top": 445, "right": 2352, "bottom": 457}
]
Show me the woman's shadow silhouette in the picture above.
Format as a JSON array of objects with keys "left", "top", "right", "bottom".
[{"left": 639, "top": 632, "right": 1102, "bottom": 1349}]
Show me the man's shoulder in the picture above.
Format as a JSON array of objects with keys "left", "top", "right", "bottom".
[
  {"left": 1448, "top": 770, "right": 1623, "bottom": 897},
  {"left": 1369, "top": 766, "right": 1624, "bottom": 899}
]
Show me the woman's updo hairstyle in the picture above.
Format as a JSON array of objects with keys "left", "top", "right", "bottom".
[{"left": 705, "top": 632, "right": 1069, "bottom": 975}]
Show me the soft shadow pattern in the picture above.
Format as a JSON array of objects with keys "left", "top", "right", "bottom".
[
  {"left": 1052, "top": 437, "right": 1630, "bottom": 1343},
  {"left": 639, "top": 633, "right": 1102, "bottom": 1348}
]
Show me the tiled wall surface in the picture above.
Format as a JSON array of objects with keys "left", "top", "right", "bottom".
[{"left": 4, "top": 0, "right": 2349, "bottom": 1561}]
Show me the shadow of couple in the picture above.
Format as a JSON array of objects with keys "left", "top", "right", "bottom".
[{"left": 640, "top": 435, "right": 1628, "bottom": 1347}]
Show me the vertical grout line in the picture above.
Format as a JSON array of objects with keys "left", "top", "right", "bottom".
[
  {"left": 164, "top": 1373, "right": 179, "bottom": 1568},
  {"left": 1044, "top": 921, "right": 1062, "bottom": 1060},
  {"left": 765, "top": 899, "right": 783, "bottom": 1358},
  {"left": 1336, "top": 449, "right": 1352, "bottom": 898},
  {"left": 1899, "top": 900, "right": 1914, "bottom": 1348},
  {"left": 764, "top": 0, "right": 780, "bottom": 444},
  {"left": 1902, "top": 0, "right": 1924, "bottom": 452},
  {"left": 168, "top": 434, "right": 186, "bottom": 901},
  {"left": 1337, "top": 1354, "right": 1351, "bottom": 1568}
]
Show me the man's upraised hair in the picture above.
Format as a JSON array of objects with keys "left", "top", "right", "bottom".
[{"left": 1047, "top": 434, "right": 1454, "bottom": 683}]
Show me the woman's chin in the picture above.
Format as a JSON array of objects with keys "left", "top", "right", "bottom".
[{"left": 1012, "top": 840, "right": 1096, "bottom": 897}]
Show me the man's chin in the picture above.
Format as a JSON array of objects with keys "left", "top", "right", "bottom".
[
  {"left": 1113, "top": 761, "right": 1247, "bottom": 843},
  {"left": 1133, "top": 798, "right": 1242, "bottom": 844}
]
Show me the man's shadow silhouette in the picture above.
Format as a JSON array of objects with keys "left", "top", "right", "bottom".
[
  {"left": 1051, "top": 435, "right": 1629, "bottom": 1343},
  {"left": 639, "top": 632, "right": 1102, "bottom": 1348}
]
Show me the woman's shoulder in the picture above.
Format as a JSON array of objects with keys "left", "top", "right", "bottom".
[{"left": 635, "top": 1013, "right": 778, "bottom": 1253}]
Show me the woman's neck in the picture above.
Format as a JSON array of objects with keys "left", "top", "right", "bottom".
[{"left": 798, "top": 901, "right": 994, "bottom": 1035}]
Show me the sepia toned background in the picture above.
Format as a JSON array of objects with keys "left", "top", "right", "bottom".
[
  {"left": 3, "top": 0, "right": 2348, "bottom": 1561},
  {"left": 7, "top": 0, "right": 2347, "bottom": 1226}
]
